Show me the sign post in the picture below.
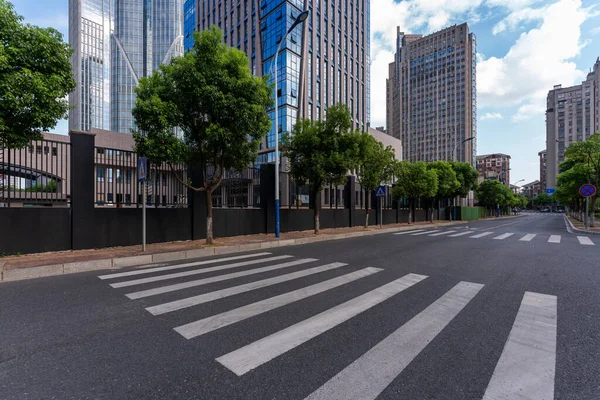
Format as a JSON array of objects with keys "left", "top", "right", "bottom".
[
  {"left": 375, "top": 186, "right": 386, "bottom": 228},
  {"left": 138, "top": 157, "right": 147, "bottom": 251},
  {"left": 579, "top": 184, "right": 596, "bottom": 232}
]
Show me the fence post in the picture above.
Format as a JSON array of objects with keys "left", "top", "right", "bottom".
[
  {"left": 189, "top": 164, "right": 207, "bottom": 240},
  {"left": 261, "top": 163, "right": 276, "bottom": 234},
  {"left": 344, "top": 175, "right": 356, "bottom": 227},
  {"left": 69, "top": 130, "right": 96, "bottom": 250}
]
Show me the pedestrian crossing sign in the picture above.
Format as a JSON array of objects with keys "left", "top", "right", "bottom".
[
  {"left": 137, "top": 157, "right": 147, "bottom": 182},
  {"left": 375, "top": 186, "right": 386, "bottom": 197}
]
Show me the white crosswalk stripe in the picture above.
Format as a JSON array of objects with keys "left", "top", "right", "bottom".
[
  {"left": 577, "top": 236, "right": 595, "bottom": 245},
  {"left": 146, "top": 262, "right": 348, "bottom": 316},
  {"left": 393, "top": 229, "right": 425, "bottom": 235},
  {"left": 125, "top": 258, "right": 317, "bottom": 299},
  {"left": 448, "top": 231, "right": 474, "bottom": 237},
  {"left": 411, "top": 230, "right": 440, "bottom": 236},
  {"left": 548, "top": 235, "right": 561, "bottom": 244},
  {"left": 429, "top": 230, "right": 457, "bottom": 236},
  {"left": 216, "top": 273, "right": 428, "bottom": 376},
  {"left": 482, "top": 292, "right": 557, "bottom": 400},
  {"left": 470, "top": 232, "right": 494, "bottom": 239},
  {"left": 493, "top": 233, "right": 514, "bottom": 240},
  {"left": 110, "top": 255, "right": 293, "bottom": 288},
  {"left": 305, "top": 281, "right": 483, "bottom": 400},
  {"left": 519, "top": 234, "right": 537, "bottom": 242},
  {"left": 174, "top": 267, "right": 383, "bottom": 339}
]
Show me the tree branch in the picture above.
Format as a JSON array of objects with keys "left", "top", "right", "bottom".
[{"left": 169, "top": 163, "right": 205, "bottom": 192}]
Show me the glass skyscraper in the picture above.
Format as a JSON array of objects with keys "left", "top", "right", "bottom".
[
  {"left": 192, "top": 0, "right": 370, "bottom": 162},
  {"left": 69, "top": 0, "right": 183, "bottom": 134}
]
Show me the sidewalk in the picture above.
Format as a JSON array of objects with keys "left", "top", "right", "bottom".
[
  {"left": 0, "top": 220, "right": 467, "bottom": 282},
  {"left": 565, "top": 215, "right": 600, "bottom": 235}
]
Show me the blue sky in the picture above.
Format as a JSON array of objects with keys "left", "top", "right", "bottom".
[{"left": 10, "top": 0, "right": 600, "bottom": 186}]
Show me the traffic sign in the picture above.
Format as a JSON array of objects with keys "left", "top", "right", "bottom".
[
  {"left": 137, "top": 157, "right": 147, "bottom": 182},
  {"left": 546, "top": 188, "right": 556, "bottom": 195},
  {"left": 375, "top": 186, "right": 386, "bottom": 197},
  {"left": 579, "top": 184, "right": 596, "bottom": 197}
]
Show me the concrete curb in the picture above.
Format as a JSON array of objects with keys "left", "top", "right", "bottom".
[
  {"left": 1, "top": 221, "right": 467, "bottom": 282},
  {"left": 564, "top": 215, "right": 600, "bottom": 236}
]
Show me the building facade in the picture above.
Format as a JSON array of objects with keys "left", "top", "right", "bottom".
[
  {"left": 192, "top": 0, "right": 371, "bottom": 162},
  {"left": 521, "top": 180, "right": 542, "bottom": 199},
  {"left": 387, "top": 24, "right": 477, "bottom": 165},
  {"left": 546, "top": 57, "right": 600, "bottom": 188},
  {"left": 69, "top": 0, "right": 183, "bottom": 134},
  {"left": 476, "top": 153, "right": 510, "bottom": 186},
  {"left": 538, "top": 149, "right": 547, "bottom": 192},
  {"left": 184, "top": 0, "right": 196, "bottom": 51}
]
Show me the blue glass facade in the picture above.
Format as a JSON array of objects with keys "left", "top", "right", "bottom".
[{"left": 184, "top": 0, "right": 196, "bottom": 51}]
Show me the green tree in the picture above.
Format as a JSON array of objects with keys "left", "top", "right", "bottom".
[
  {"left": 533, "top": 193, "right": 554, "bottom": 207},
  {"left": 391, "top": 161, "right": 438, "bottom": 224},
  {"left": 132, "top": 27, "right": 272, "bottom": 244},
  {"left": 476, "top": 179, "right": 507, "bottom": 215},
  {"left": 0, "top": 0, "right": 75, "bottom": 149},
  {"left": 283, "top": 103, "right": 357, "bottom": 234},
  {"left": 427, "top": 161, "right": 460, "bottom": 220},
  {"left": 451, "top": 161, "right": 479, "bottom": 197},
  {"left": 349, "top": 133, "right": 395, "bottom": 227}
]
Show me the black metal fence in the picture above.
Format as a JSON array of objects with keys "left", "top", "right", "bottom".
[
  {"left": 0, "top": 139, "right": 71, "bottom": 207},
  {"left": 211, "top": 167, "right": 262, "bottom": 208},
  {"left": 94, "top": 147, "right": 189, "bottom": 207}
]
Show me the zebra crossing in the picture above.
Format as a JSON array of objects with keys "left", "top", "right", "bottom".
[
  {"left": 98, "top": 252, "right": 558, "bottom": 399},
  {"left": 394, "top": 228, "right": 597, "bottom": 246}
]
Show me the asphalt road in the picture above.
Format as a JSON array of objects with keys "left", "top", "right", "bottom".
[{"left": 1, "top": 214, "right": 600, "bottom": 400}]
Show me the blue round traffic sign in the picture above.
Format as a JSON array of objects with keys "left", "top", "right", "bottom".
[{"left": 579, "top": 184, "right": 596, "bottom": 197}]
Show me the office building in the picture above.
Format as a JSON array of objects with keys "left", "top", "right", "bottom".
[
  {"left": 538, "top": 149, "right": 547, "bottom": 192},
  {"left": 69, "top": 0, "right": 183, "bottom": 134},
  {"left": 546, "top": 57, "right": 600, "bottom": 188},
  {"left": 192, "top": 0, "right": 371, "bottom": 162},
  {"left": 184, "top": 0, "right": 196, "bottom": 51},
  {"left": 387, "top": 24, "right": 477, "bottom": 165},
  {"left": 476, "top": 153, "right": 510, "bottom": 186}
]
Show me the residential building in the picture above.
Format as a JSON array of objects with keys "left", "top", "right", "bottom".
[
  {"left": 510, "top": 184, "right": 520, "bottom": 194},
  {"left": 521, "top": 180, "right": 542, "bottom": 199},
  {"left": 192, "top": 0, "right": 371, "bottom": 163},
  {"left": 476, "top": 153, "right": 510, "bottom": 186},
  {"left": 69, "top": 0, "right": 184, "bottom": 134},
  {"left": 546, "top": 57, "right": 600, "bottom": 188},
  {"left": 538, "top": 149, "right": 547, "bottom": 191},
  {"left": 387, "top": 24, "right": 477, "bottom": 165}
]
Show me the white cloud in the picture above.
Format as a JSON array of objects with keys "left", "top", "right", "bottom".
[
  {"left": 492, "top": 6, "right": 549, "bottom": 34},
  {"left": 478, "top": 0, "right": 589, "bottom": 122},
  {"left": 591, "top": 26, "right": 600, "bottom": 35},
  {"left": 481, "top": 112, "right": 503, "bottom": 120}
]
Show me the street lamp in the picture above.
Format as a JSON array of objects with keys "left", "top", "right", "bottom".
[
  {"left": 450, "top": 137, "right": 474, "bottom": 220},
  {"left": 270, "top": 9, "right": 309, "bottom": 238},
  {"left": 512, "top": 179, "right": 525, "bottom": 185}
]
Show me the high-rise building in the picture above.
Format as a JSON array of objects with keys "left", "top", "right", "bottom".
[
  {"left": 476, "top": 153, "right": 510, "bottom": 186},
  {"left": 192, "top": 0, "right": 370, "bottom": 162},
  {"left": 538, "top": 149, "right": 547, "bottom": 192},
  {"left": 69, "top": 0, "right": 183, "bottom": 134},
  {"left": 184, "top": 0, "right": 196, "bottom": 51},
  {"left": 387, "top": 24, "right": 477, "bottom": 165},
  {"left": 69, "top": 0, "right": 113, "bottom": 132},
  {"left": 545, "top": 58, "right": 600, "bottom": 189}
]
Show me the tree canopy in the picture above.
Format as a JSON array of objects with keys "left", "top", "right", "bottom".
[
  {"left": 283, "top": 103, "right": 357, "bottom": 233},
  {"left": 132, "top": 27, "right": 272, "bottom": 243},
  {"left": 427, "top": 161, "right": 460, "bottom": 200},
  {"left": 451, "top": 161, "right": 479, "bottom": 197},
  {"left": 392, "top": 161, "right": 438, "bottom": 223},
  {"left": 0, "top": 0, "right": 75, "bottom": 149}
]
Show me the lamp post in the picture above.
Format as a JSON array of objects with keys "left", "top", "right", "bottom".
[
  {"left": 450, "top": 137, "right": 474, "bottom": 220},
  {"left": 269, "top": 10, "right": 309, "bottom": 238}
]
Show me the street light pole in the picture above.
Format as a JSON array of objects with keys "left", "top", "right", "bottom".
[
  {"left": 269, "top": 10, "right": 309, "bottom": 238},
  {"left": 451, "top": 137, "right": 474, "bottom": 221}
]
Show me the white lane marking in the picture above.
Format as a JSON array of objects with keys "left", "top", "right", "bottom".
[
  {"left": 146, "top": 262, "right": 348, "bottom": 316},
  {"left": 429, "top": 230, "right": 457, "bottom": 236},
  {"left": 98, "top": 252, "right": 272, "bottom": 280},
  {"left": 482, "top": 292, "right": 557, "bottom": 400},
  {"left": 519, "top": 234, "right": 537, "bottom": 242},
  {"left": 578, "top": 236, "right": 595, "bottom": 246},
  {"left": 548, "top": 235, "right": 561, "bottom": 244},
  {"left": 470, "top": 232, "right": 494, "bottom": 239},
  {"left": 448, "top": 231, "right": 474, "bottom": 237},
  {"left": 411, "top": 230, "right": 440, "bottom": 236},
  {"left": 215, "top": 273, "right": 428, "bottom": 376},
  {"left": 110, "top": 255, "right": 292, "bottom": 288},
  {"left": 393, "top": 230, "right": 425, "bottom": 235},
  {"left": 305, "top": 281, "right": 484, "bottom": 400},
  {"left": 125, "top": 259, "right": 316, "bottom": 299},
  {"left": 493, "top": 233, "right": 514, "bottom": 240},
  {"left": 175, "top": 267, "right": 384, "bottom": 340}
]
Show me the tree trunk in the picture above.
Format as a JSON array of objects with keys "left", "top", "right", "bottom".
[
  {"left": 365, "top": 206, "right": 369, "bottom": 228},
  {"left": 205, "top": 190, "right": 214, "bottom": 245},
  {"left": 408, "top": 199, "right": 413, "bottom": 224},
  {"left": 313, "top": 191, "right": 320, "bottom": 234}
]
